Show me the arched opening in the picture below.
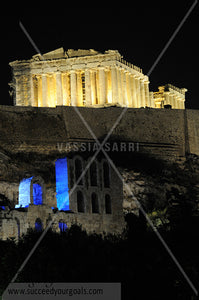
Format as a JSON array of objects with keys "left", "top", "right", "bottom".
[
  {"left": 59, "top": 220, "right": 67, "bottom": 232},
  {"left": 91, "top": 192, "right": 99, "bottom": 213},
  {"left": 105, "top": 194, "right": 112, "bottom": 214},
  {"left": 103, "top": 161, "right": 110, "bottom": 188},
  {"left": 15, "top": 177, "right": 33, "bottom": 208},
  {"left": 75, "top": 158, "right": 83, "bottom": 185},
  {"left": 35, "top": 218, "right": 43, "bottom": 232},
  {"left": 33, "top": 183, "right": 43, "bottom": 205},
  {"left": 16, "top": 176, "right": 44, "bottom": 208},
  {"left": 90, "top": 161, "right": 97, "bottom": 186},
  {"left": 77, "top": 191, "right": 85, "bottom": 213},
  {"left": 55, "top": 158, "right": 70, "bottom": 211}
]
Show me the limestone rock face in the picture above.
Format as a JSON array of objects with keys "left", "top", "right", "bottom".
[{"left": 121, "top": 155, "right": 199, "bottom": 228}]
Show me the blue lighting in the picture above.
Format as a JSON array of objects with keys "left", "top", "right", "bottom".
[
  {"left": 0, "top": 206, "right": 5, "bottom": 210},
  {"left": 59, "top": 222, "right": 67, "bottom": 232},
  {"left": 15, "top": 177, "right": 33, "bottom": 208},
  {"left": 35, "top": 219, "right": 43, "bottom": 232},
  {"left": 33, "top": 183, "right": 43, "bottom": 205},
  {"left": 55, "top": 158, "right": 70, "bottom": 211}
]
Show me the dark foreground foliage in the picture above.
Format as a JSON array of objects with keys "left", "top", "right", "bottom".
[{"left": 1, "top": 215, "right": 199, "bottom": 300}]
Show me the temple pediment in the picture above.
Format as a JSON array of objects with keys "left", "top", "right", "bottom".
[
  {"left": 10, "top": 49, "right": 186, "bottom": 109},
  {"left": 66, "top": 49, "right": 101, "bottom": 58},
  {"left": 32, "top": 48, "right": 102, "bottom": 61},
  {"left": 32, "top": 47, "right": 66, "bottom": 60}
]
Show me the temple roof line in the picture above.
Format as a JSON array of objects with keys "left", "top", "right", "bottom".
[{"left": 32, "top": 48, "right": 106, "bottom": 61}]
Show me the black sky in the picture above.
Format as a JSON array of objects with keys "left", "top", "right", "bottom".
[{"left": 1, "top": 2, "right": 199, "bottom": 108}]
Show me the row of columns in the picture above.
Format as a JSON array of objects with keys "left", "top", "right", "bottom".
[
  {"left": 164, "top": 92, "right": 185, "bottom": 109},
  {"left": 30, "top": 67, "right": 151, "bottom": 108}
]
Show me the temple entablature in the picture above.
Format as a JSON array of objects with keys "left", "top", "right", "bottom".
[{"left": 9, "top": 48, "right": 186, "bottom": 109}]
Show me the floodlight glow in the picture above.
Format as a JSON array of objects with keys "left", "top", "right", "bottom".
[
  {"left": 59, "top": 222, "right": 67, "bottom": 232},
  {"left": 15, "top": 177, "right": 33, "bottom": 208},
  {"left": 33, "top": 183, "right": 43, "bottom": 205},
  {"left": 35, "top": 220, "right": 43, "bottom": 231},
  {"left": 55, "top": 158, "right": 70, "bottom": 211}
]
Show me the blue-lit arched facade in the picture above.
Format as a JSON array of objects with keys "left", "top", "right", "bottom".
[
  {"left": 15, "top": 176, "right": 44, "bottom": 208},
  {"left": 55, "top": 158, "right": 70, "bottom": 211}
]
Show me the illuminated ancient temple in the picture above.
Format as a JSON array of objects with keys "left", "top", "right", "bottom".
[{"left": 9, "top": 48, "right": 186, "bottom": 109}]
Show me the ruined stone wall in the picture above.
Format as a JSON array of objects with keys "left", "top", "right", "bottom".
[
  {"left": 1, "top": 105, "right": 197, "bottom": 159},
  {"left": 186, "top": 109, "right": 199, "bottom": 156},
  {"left": 0, "top": 151, "right": 125, "bottom": 239},
  {"left": 1, "top": 105, "right": 199, "bottom": 239}
]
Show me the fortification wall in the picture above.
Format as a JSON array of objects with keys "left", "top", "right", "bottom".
[
  {"left": 186, "top": 109, "right": 199, "bottom": 156},
  {"left": 0, "top": 105, "right": 199, "bottom": 159}
]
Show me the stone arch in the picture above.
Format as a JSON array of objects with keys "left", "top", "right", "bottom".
[
  {"left": 16, "top": 175, "right": 45, "bottom": 208},
  {"left": 105, "top": 194, "right": 112, "bottom": 214},
  {"left": 91, "top": 192, "right": 99, "bottom": 213},
  {"left": 35, "top": 218, "right": 43, "bottom": 231},
  {"left": 89, "top": 160, "right": 98, "bottom": 186},
  {"left": 30, "top": 176, "right": 46, "bottom": 205},
  {"left": 58, "top": 219, "right": 67, "bottom": 232},
  {"left": 77, "top": 190, "right": 85, "bottom": 213},
  {"left": 55, "top": 158, "right": 70, "bottom": 211},
  {"left": 74, "top": 155, "right": 84, "bottom": 186},
  {"left": 102, "top": 160, "right": 110, "bottom": 188}
]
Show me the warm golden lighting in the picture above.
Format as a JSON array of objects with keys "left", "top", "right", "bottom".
[
  {"left": 62, "top": 73, "right": 70, "bottom": 106},
  {"left": 107, "top": 89, "right": 112, "bottom": 104},
  {"left": 107, "top": 70, "right": 112, "bottom": 104},
  {"left": 12, "top": 49, "right": 186, "bottom": 109},
  {"left": 37, "top": 76, "right": 42, "bottom": 107},
  {"left": 47, "top": 74, "right": 56, "bottom": 107}
]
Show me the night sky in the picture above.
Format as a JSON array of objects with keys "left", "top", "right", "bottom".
[{"left": 1, "top": 2, "right": 198, "bottom": 108}]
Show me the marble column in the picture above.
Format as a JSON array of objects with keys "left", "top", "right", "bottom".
[
  {"left": 111, "top": 66, "right": 119, "bottom": 105},
  {"left": 30, "top": 75, "right": 35, "bottom": 106},
  {"left": 76, "top": 71, "right": 83, "bottom": 106},
  {"left": 70, "top": 71, "right": 77, "bottom": 106},
  {"left": 131, "top": 75, "right": 137, "bottom": 107},
  {"left": 140, "top": 79, "right": 145, "bottom": 107},
  {"left": 177, "top": 97, "right": 182, "bottom": 109},
  {"left": 117, "top": 68, "right": 123, "bottom": 106},
  {"left": 149, "top": 92, "right": 155, "bottom": 108},
  {"left": 90, "top": 70, "right": 97, "bottom": 105},
  {"left": 42, "top": 74, "right": 48, "bottom": 107},
  {"left": 135, "top": 77, "right": 141, "bottom": 107},
  {"left": 56, "top": 72, "right": 63, "bottom": 106},
  {"left": 122, "top": 70, "right": 128, "bottom": 106},
  {"left": 32, "top": 75, "right": 38, "bottom": 107},
  {"left": 85, "top": 69, "right": 92, "bottom": 105},
  {"left": 15, "top": 76, "right": 21, "bottom": 105},
  {"left": 98, "top": 67, "right": 106, "bottom": 105},
  {"left": 164, "top": 92, "right": 170, "bottom": 106},
  {"left": 62, "top": 72, "right": 70, "bottom": 106},
  {"left": 169, "top": 94, "right": 174, "bottom": 109},
  {"left": 126, "top": 72, "right": 132, "bottom": 107},
  {"left": 173, "top": 95, "right": 177, "bottom": 109},
  {"left": 144, "top": 80, "right": 150, "bottom": 107}
]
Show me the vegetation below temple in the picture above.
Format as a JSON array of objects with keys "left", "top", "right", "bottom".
[
  {"left": 0, "top": 218, "right": 199, "bottom": 299},
  {"left": 1, "top": 154, "right": 199, "bottom": 299}
]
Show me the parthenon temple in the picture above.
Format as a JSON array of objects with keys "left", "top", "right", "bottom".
[{"left": 9, "top": 48, "right": 187, "bottom": 109}]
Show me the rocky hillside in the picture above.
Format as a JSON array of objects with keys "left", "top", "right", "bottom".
[{"left": 120, "top": 153, "right": 199, "bottom": 230}]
